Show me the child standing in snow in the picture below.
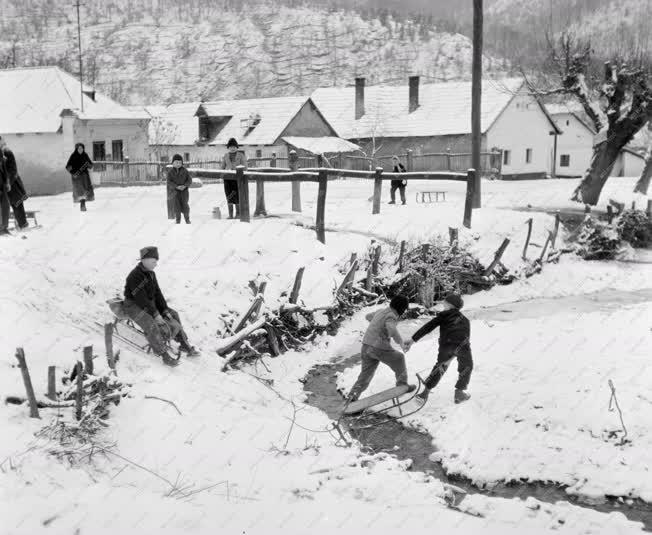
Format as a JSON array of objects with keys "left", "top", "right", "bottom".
[
  {"left": 347, "top": 295, "right": 415, "bottom": 402},
  {"left": 406, "top": 293, "right": 472, "bottom": 404},
  {"left": 167, "top": 154, "right": 192, "bottom": 224}
]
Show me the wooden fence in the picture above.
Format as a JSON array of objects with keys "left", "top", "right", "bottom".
[{"left": 185, "top": 165, "right": 475, "bottom": 243}]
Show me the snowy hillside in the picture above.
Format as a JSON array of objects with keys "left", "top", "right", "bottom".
[{"left": 0, "top": 0, "right": 507, "bottom": 105}]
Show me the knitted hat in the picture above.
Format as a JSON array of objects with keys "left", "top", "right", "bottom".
[
  {"left": 172, "top": 154, "right": 183, "bottom": 163},
  {"left": 140, "top": 246, "right": 159, "bottom": 260},
  {"left": 444, "top": 293, "right": 464, "bottom": 309},
  {"left": 226, "top": 138, "right": 239, "bottom": 148},
  {"left": 390, "top": 294, "right": 409, "bottom": 315}
]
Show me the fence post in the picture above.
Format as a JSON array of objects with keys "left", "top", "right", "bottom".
[
  {"left": 15, "top": 348, "right": 39, "bottom": 418},
  {"left": 290, "top": 150, "right": 301, "bottom": 212},
  {"left": 254, "top": 177, "right": 267, "bottom": 217},
  {"left": 316, "top": 169, "right": 328, "bottom": 244},
  {"left": 237, "top": 166, "right": 250, "bottom": 222},
  {"left": 397, "top": 240, "right": 407, "bottom": 272},
  {"left": 83, "top": 345, "right": 94, "bottom": 375},
  {"left": 647, "top": 199, "right": 652, "bottom": 218},
  {"left": 446, "top": 147, "right": 452, "bottom": 170},
  {"left": 372, "top": 245, "right": 382, "bottom": 275},
  {"left": 290, "top": 267, "right": 305, "bottom": 304},
  {"left": 449, "top": 227, "right": 459, "bottom": 252},
  {"left": 607, "top": 205, "right": 614, "bottom": 224},
  {"left": 271, "top": 152, "right": 277, "bottom": 168},
  {"left": 463, "top": 169, "right": 475, "bottom": 229},
  {"left": 105, "top": 323, "right": 115, "bottom": 370},
  {"left": 47, "top": 366, "right": 56, "bottom": 400},
  {"left": 75, "top": 361, "right": 83, "bottom": 421},
  {"left": 372, "top": 167, "right": 383, "bottom": 215},
  {"left": 165, "top": 163, "right": 174, "bottom": 220},
  {"left": 124, "top": 156, "right": 130, "bottom": 184},
  {"left": 484, "top": 238, "right": 510, "bottom": 277},
  {"left": 551, "top": 211, "right": 561, "bottom": 249},
  {"left": 522, "top": 218, "right": 533, "bottom": 260},
  {"left": 406, "top": 149, "right": 414, "bottom": 172}
]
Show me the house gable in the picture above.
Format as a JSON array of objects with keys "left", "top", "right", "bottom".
[{"left": 276, "top": 98, "right": 337, "bottom": 142}]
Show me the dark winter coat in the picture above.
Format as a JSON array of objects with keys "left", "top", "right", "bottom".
[
  {"left": 221, "top": 151, "right": 247, "bottom": 204},
  {"left": 166, "top": 166, "right": 192, "bottom": 190},
  {"left": 412, "top": 308, "right": 471, "bottom": 354},
  {"left": 124, "top": 262, "right": 169, "bottom": 318},
  {"left": 392, "top": 162, "right": 407, "bottom": 188},
  {"left": 66, "top": 147, "right": 94, "bottom": 176},
  {"left": 66, "top": 146, "right": 95, "bottom": 203},
  {"left": 2, "top": 148, "right": 28, "bottom": 206}
]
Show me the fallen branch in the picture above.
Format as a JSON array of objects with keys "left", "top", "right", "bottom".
[
  {"left": 144, "top": 395, "right": 182, "bottom": 416},
  {"left": 608, "top": 379, "right": 629, "bottom": 445},
  {"left": 216, "top": 318, "right": 267, "bottom": 356}
]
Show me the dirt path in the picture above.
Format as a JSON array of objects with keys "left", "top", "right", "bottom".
[{"left": 303, "top": 289, "right": 652, "bottom": 530}]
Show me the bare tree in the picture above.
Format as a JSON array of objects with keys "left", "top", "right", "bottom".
[
  {"left": 149, "top": 116, "right": 179, "bottom": 161},
  {"left": 539, "top": 32, "right": 652, "bottom": 205}
]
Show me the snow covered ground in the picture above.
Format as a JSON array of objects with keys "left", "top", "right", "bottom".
[{"left": 1, "top": 177, "right": 650, "bottom": 533}]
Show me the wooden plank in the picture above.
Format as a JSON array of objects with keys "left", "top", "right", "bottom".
[
  {"left": 344, "top": 384, "right": 411, "bottom": 415},
  {"left": 316, "top": 170, "right": 328, "bottom": 244},
  {"left": 290, "top": 267, "right": 305, "bottom": 304},
  {"left": 15, "top": 348, "right": 40, "bottom": 418},
  {"left": 372, "top": 167, "right": 383, "bottom": 215}
]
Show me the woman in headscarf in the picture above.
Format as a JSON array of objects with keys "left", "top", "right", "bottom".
[
  {"left": 65, "top": 143, "right": 95, "bottom": 211},
  {"left": 220, "top": 138, "right": 247, "bottom": 219}
]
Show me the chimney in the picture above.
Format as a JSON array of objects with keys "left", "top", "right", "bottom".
[
  {"left": 409, "top": 76, "right": 420, "bottom": 113},
  {"left": 355, "top": 77, "right": 365, "bottom": 120}
]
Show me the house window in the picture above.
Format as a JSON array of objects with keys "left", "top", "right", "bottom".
[
  {"left": 111, "top": 140, "right": 124, "bottom": 161},
  {"left": 566, "top": 119, "right": 570, "bottom": 126},
  {"left": 560, "top": 154, "right": 570, "bottom": 167},
  {"left": 503, "top": 150, "right": 511, "bottom": 165},
  {"left": 92, "top": 141, "right": 106, "bottom": 171},
  {"left": 525, "top": 148, "right": 532, "bottom": 164},
  {"left": 255, "top": 149, "right": 262, "bottom": 158},
  {"left": 184, "top": 152, "right": 190, "bottom": 162},
  {"left": 160, "top": 155, "right": 169, "bottom": 163}
]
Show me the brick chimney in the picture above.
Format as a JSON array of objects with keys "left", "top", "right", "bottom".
[
  {"left": 355, "top": 77, "right": 365, "bottom": 120},
  {"left": 409, "top": 76, "right": 420, "bottom": 113}
]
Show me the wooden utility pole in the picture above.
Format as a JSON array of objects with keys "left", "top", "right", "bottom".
[
  {"left": 471, "top": 0, "right": 483, "bottom": 208},
  {"left": 75, "top": 0, "right": 85, "bottom": 112}
]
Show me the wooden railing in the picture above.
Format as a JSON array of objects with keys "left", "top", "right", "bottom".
[{"left": 186, "top": 165, "right": 476, "bottom": 243}]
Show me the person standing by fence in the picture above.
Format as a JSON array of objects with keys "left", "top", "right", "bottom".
[
  {"left": 65, "top": 143, "right": 95, "bottom": 212},
  {"left": 0, "top": 137, "right": 29, "bottom": 229},
  {"left": 389, "top": 155, "right": 407, "bottom": 205},
  {"left": 167, "top": 154, "right": 192, "bottom": 224},
  {"left": 220, "top": 138, "right": 247, "bottom": 219}
]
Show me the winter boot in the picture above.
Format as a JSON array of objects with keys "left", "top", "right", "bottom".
[
  {"left": 179, "top": 341, "right": 199, "bottom": 357},
  {"left": 227, "top": 204, "right": 234, "bottom": 219},
  {"left": 160, "top": 352, "right": 180, "bottom": 367},
  {"left": 80, "top": 200, "right": 87, "bottom": 212},
  {"left": 388, "top": 200, "right": 396, "bottom": 204},
  {"left": 416, "top": 388, "right": 431, "bottom": 404},
  {"left": 454, "top": 389, "right": 471, "bottom": 404},
  {"left": 404, "top": 383, "right": 417, "bottom": 393}
]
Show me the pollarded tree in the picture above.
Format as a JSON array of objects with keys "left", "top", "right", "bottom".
[{"left": 542, "top": 33, "right": 652, "bottom": 205}]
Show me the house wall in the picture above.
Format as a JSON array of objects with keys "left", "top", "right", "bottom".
[
  {"left": 150, "top": 144, "right": 288, "bottom": 163},
  {"left": 612, "top": 152, "right": 645, "bottom": 177},
  {"left": 73, "top": 119, "right": 149, "bottom": 162},
  {"left": 2, "top": 132, "right": 70, "bottom": 195},
  {"left": 486, "top": 92, "right": 555, "bottom": 179},
  {"left": 553, "top": 113, "right": 594, "bottom": 177},
  {"left": 279, "top": 100, "right": 336, "bottom": 138},
  {"left": 352, "top": 134, "right": 476, "bottom": 159}
]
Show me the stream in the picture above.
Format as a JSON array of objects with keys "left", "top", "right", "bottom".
[{"left": 303, "top": 287, "right": 652, "bottom": 530}]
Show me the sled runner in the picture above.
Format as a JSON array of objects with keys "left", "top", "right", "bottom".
[{"left": 415, "top": 191, "right": 447, "bottom": 203}]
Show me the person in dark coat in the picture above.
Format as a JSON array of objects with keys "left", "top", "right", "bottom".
[
  {"left": 0, "top": 137, "right": 29, "bottom": 229},
  {"left": 0, "top": 150, "right": 9, "bottom": 235},
  {"left": 389, "top": 155, "right": 407, "bottom": 205},
  {"left": 65, "top": 143, "right": 95, "bottom": 211},
  {"left": 123, "top": 246, "right": 198, "bottom": 366},
  {"left": 167, "top": 154, "right": 192, "bottom": 224},
  {"left": 220, "top": 138, "right": 247, "bottom": 219},
  {"left": 406, "top": 293, "right": 472, "bottom": 404}
]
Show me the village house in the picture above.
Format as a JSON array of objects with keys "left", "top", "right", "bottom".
[
  {"left": 0, "top": 66, "right": 149, "bottom": 195},
  {"left": 547, "top": 104, "right": 647, "bottom": 178},
  {"left": 139, "top": 96, "right": 356, "bottom": 165},
  {"left": 311, "top": 77, "right": 563, "bottom": 179}
]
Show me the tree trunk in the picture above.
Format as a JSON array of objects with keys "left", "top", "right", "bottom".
[
  {"left": 634, "top": 144, "right": 652, "bottom": 195},
  {"left": 571, "top": 139, "right": 626, "bottom": 205}
]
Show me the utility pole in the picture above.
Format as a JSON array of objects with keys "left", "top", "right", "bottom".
[
  {"left": 74, "top": 0, "right": 85, "bottom": 112},
  {"left": 471, "top": 0, "right": 483, "bottom": 208}
]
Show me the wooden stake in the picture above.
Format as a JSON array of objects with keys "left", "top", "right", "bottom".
[
  {"left": 631, "top": 201, "right": 636, "bottom": 210},
  {"left": 522, "top": 218, "right": 533, "bottom": 260},
  {"left": 647, "top": 199, "right": 652, "bottom": 217},
  {"left": 372, "top": 167, "right": 383, "bottom": 215},
  {"left": 47, "top": 366, "right": 56, "bottom": 400},
  {"left": 607, "top": 205, "right": 614, "bottom": 224},
  {"left": 372, "top": 245, "right": 382, "bottom": 275},
  {"left": 337, "top": 260, "right": 359, "bottom": 296},
  {"left": 217, "top": 318, "right": 267, "bottom": 357},
  {"left": 15, "top": 348, "right": 39, "bottom": 418},
  {"left": 290, "top": 150, "right": 301, "bottom": 212},
  {"left": 349, "top": 253, "right": 357, "bottom": 266},
  {"left": 236, "top": 166, "right": 250, "bottom": 223},
  {"left": 234, "top": 296, "right": 264, "bottom": 333},
  {"left": 550, "top": 212, "right": 561, "bottom": 249},
  {"left": 483, "top": 238, "right": 510, "bottom": 277},
  {"left": 397, "top": 240, "right": 407, "bottom": 272},
  {"left": 421, "top": 243, "right": 430, "bottom": 262},
  {"left": 316, "top": 170, "right": 328, "bottom": 243},
  {"left": 538, "top": 232, "right": 552, "bottom": 264},
  {"left": 75, "top": 361, "right": 84, "bottom": 420},
  {"left": 463, "top": 169, "right": 475, "bottom": 228},
  {"left": 290, "top": 267, "right": 305, "bottom": 304},
  {"left": 265, "top": 325, "right": 280, "bottom": 357},
  {"left": 365, "top": 266, "right": 373, "bottom": 291},
  {"left": 449, "top": 227, "right": 458, "bottom": 252},
  {"left": 105, "top": 323, "right": 115, "bottom": 370},
  {"left": 83, "top": 345, "right": 94, "bottom": 375},
  {"left": 250, "top": 282, "right": 267, "bottom": 319},
  {"left": 254, "top": 177, "right": 267, "bottom": 217}
]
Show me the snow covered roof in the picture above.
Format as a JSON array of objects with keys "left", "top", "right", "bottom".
[
  {"left": 146, "top": 102, "right": 202, "bottom": 145},
  {"left": 147, "top": 96, "right": 324, "bottom": 146},
  {"left": 0, "top": 66, "right": 148, "bottom": 134},
  {"left": 282, "top": 136, "right": 360, "bottom": 154},
  {"left": 310, "top": 78, "right": 534, "bottom": 139},
  {"left": 546, "top": 103, "right": 597, "bottom": 135}
]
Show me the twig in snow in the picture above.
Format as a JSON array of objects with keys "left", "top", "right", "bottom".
[
  {"left": 144, "top": 395, "right": 182, "bottom": 416},
  {"left": 608, "top": 379, "right": 629, "bottom": 445}
]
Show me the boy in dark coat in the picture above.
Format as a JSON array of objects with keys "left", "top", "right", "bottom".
[
  {"left": 406, "top": 293, "right": 472, "bottom": 404},
  {"left": 167, "top": 154, "right": 192, "bottom": 224},
  {"left": 347, "top": 295, "right": 415, "bottom": 402},
  {"left": 123, "top": 246, "right": 198, "bottom": 366},
  {"left": 220, "top": 138, "right": 247, "bottom": 219},
  {"left": 0, "top": 137, "right": 29, "bottom": 229},
  {"left": 65, "top": 143, "right": 94, "bottom": 211},
  {"left": 389, "top": 155, "right": 407, "bottom": 205}
]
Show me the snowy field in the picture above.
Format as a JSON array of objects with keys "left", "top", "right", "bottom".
[{"left": 1, "top": 177, "right": 650, "bottom": 533}]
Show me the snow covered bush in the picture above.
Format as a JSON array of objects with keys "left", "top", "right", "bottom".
[
  {"left": 616, "top": 209, "right": 652, "bottom": 248},
  {"left": 573, "top": 218, "right": 621, "bottom": 260}
]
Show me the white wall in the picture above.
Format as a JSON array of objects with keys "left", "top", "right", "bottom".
[
  {"left": 612, "top": 151, "right": 646, "bottom": 177},
  {"left": 553, "top": 113, "right": 594, "bottom": 177},
  {"left": 73, "top": 119, "right": 149, "bottom": 162},
  {"left": 487, "top": 91, "right": 555, "bottom": 177},
  {"left": 150, "top": 144, "right": 288, "bottom": 163}
]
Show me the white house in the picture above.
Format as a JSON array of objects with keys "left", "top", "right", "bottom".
[
  {"left": 548, "top": 104, "right": 647, "bottom": 178},
  {"left": 0, "top": 66, "right": 150, "bottom": 195},
  {"left": 137, "top": 96, "right": 350, "bottom": 164},
  {"left": 311, "top": 77, "right": 562, "bottom": 179}
]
